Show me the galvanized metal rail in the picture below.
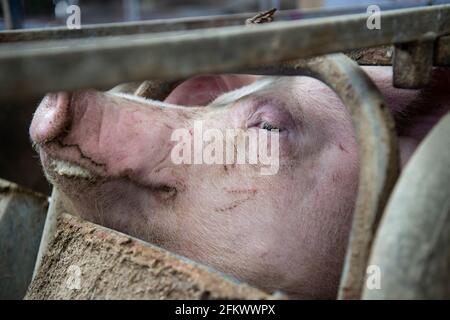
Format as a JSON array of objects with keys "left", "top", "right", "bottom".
[{"left": 0, "top": 5, "right": 449, "bottom": 103}]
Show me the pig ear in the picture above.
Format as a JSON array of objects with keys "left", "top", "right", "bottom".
[{"left": 164, "top": 75, "right": 259, "bottom": 107}]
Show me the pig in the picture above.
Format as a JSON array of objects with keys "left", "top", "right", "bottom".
[{"left": 30, "top": 67, "right": 449, "bottom": 299}]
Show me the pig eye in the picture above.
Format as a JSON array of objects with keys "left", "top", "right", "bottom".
[{"left": 260, "top": 121, "right": 283, "bottom": 132}]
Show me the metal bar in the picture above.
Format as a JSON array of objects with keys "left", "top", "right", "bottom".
[
  {"left": 0, "top": 12, "right": 249, "bottom": 42},
  {"left": 0, "top": 5, "right": 450, "bottom": 103},
  {"left": 363, "top": 111, "right": 450, "bottom": 299},
  {"left": 393, "top": 36, "right": 435, "bottom": 88},
  {"left": 0, "top": 2, "right": 430, "bottom": 43},
  {"left": 435, "top": 35, "right": 450, "bottom": 65},
  {"left": 246, "top": 53, "right": 400, "bottom": 300},
  {"left": 32, "top": 188, "right": 65, "bottom": 280}
]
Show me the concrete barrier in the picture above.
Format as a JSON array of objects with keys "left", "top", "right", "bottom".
[{"left": 26, "top": 213, "right": 285, "bottom": 300}]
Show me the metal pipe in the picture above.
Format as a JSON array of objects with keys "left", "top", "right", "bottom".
[
  {"left": 32, "top": 188, "right": 65, "bottom": 279},
  {"left": 0, "top": 2, "right": 431, "bottom": 43},
  {"left": 244, "top": 53, "right": 400, "bottom": 300},
  {"left": 363, "top": 111, "right": 450, "bottom": 299},
  {"left": 0, "top": 5, "right": 449, "bottom": 103},
  {"left": 435, "top": 35, "right": 450, "bottom": 65},
  {"left": 393, "top": 35, "right": 436, "bottom": 88}
]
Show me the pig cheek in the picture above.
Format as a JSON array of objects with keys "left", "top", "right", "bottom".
[
  {"left": 152, "top": 161, "right": 291, "bottom": 289},
  {"left": 166, "top": 164, "right": 255, "bottom": 246},
  {"left": 196, "top": 183, "right": 287, "bottom": 290},
  {"left": 72, "top": 181, "right": 140, "bottom": 228},
  {"left": 56, "top": 177, "right": 173, "bottom": 241}
]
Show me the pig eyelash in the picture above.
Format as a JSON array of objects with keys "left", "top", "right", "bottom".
[{"left": 259, "top": 121, "right": 283, "bottom": 132}]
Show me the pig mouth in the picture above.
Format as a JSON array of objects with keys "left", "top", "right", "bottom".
[
  {"left": 36, "top": 132, "right": 179, "bottom": 198},
  {"left": 52, "top": 159, "right": 94, "bottom": 179},
  {"left": 38, "top": 144, "right": 106, "bottom": 185}
]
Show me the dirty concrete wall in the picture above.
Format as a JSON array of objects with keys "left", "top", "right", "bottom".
[{"left": 26, "top": 213, "right": 286, "bottom": 300}]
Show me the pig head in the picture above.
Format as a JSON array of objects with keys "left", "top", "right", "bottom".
[{"left": 30, "top": 68, "right": 448, "bottom": 299}]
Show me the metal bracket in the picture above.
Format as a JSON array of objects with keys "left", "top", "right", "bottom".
[{"left": 393, "top": 35, "right": 436, "bottom": 88}]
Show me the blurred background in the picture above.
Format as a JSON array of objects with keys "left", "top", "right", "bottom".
[
  {"left": 0, "top": 0, "right": 448, "bottom": 195},
  {"left": 1, "top": 0, "right": 447, "bottom": 29}
]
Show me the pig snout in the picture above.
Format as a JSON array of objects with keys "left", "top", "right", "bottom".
[
  {"left": 30, "top": 90, "right": 186, "bottom": 189},
  {"left": 30, "top": 92, "right": 71, "bottom": 144}
]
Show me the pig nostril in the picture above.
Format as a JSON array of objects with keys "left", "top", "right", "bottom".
[{"left": 30, "top": 92, "right": 72, "bottom": 144}]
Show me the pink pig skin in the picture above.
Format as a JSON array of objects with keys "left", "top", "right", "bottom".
[{"left": 30, "top": 67, "right": 449, "bottom": 299}]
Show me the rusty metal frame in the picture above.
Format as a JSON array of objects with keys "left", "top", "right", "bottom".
[
  {"left": 1, "top": 3, "right": 449, "bottom": 299},
  {"left": 0, "top": 4, "right": 450, "bottom": 102},
  {"left": 255, "top": 54, "right": 400, "bottom": 300},
  {"left": 0, "top": 1, "right": 431, "bottom": 43},
  {"left": 393, "top": 35, "right": 436, "bottom": 88},
  {"left": 31, "top": 188, "right": 63, "bottom": 280}
]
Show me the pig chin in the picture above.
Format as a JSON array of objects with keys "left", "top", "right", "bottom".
[
  {"left": 36, "top": 146, "right": 174, "bottom": 242},
  {"left": 35, "top": 138, "right": 112, "bottom": 196},
  {"left": 38, "top": 149, "right": 99, "bottom": 186}
]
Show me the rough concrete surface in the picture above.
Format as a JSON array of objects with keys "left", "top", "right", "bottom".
[{"left": 26, "top": 213, "right": 285, "bottom": 300}]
